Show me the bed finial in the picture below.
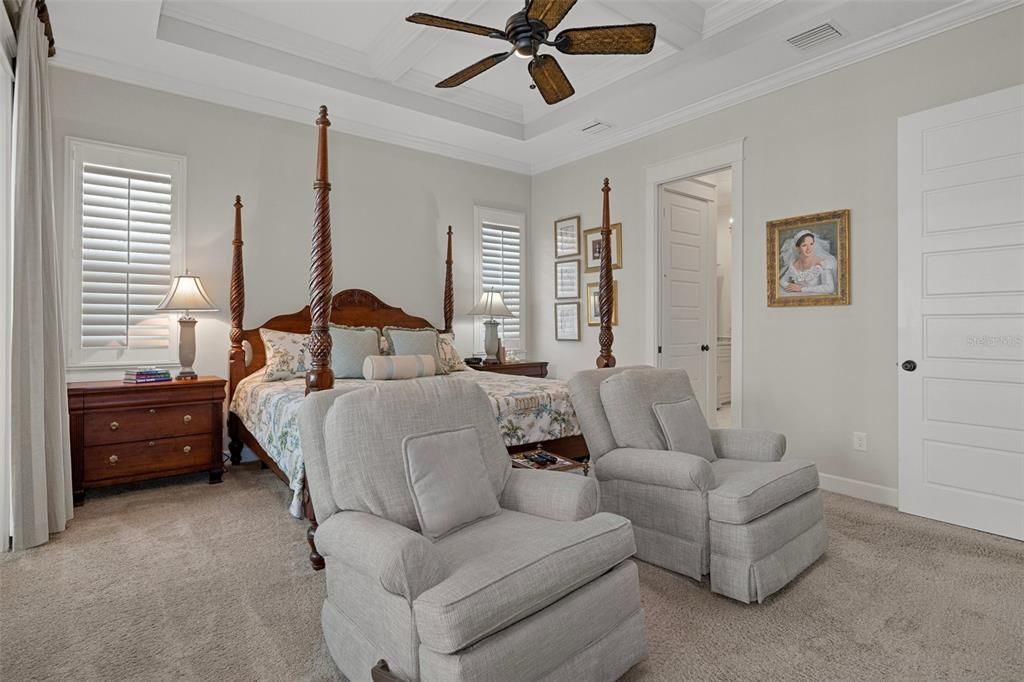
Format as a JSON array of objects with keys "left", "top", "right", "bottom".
[
  {"left": 597, "top": 178, "right": 616, "bottom": 368},
  {"left": 306, "top": 106, "right": 334, "bottom": 400},
  {"left": 443, "top": 226, "right": 454, "bottom": 335}
]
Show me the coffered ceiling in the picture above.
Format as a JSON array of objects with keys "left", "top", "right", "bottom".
[{"left": 49, "top": 0, "right": 1021, "bottom": 174}]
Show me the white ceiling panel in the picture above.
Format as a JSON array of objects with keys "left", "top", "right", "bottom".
[{"left": 47, "top": 0, "right": 1023, "bottom": 174}]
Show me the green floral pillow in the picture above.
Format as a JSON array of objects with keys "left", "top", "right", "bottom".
[{"left": 260, "top": 328, "right": 310, "bottom": 381}]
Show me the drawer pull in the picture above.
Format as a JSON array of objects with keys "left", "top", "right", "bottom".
[
  {"left": 148, "top": 441, "right": 155, "bottom": 447},
  {"left": 110, "top": 421, "right": 119, "bottom": 431},
  {"left": 109, "top": 455, "right": 119, "bottom": 465},
  {"left": 148, "top": 408, "right": 157, "bottom": 414},
  {"left": 183, "top": 445, "right": 192, "bottom": 454},
  {"left": 183, "top": 414, "right": 192, "bottom": 424}
]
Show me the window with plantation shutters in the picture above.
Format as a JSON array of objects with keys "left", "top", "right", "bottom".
[
  {"left": 65, "top": 139, "right": 185, "bottom": 369},
  {"left": 475, "top": 208, "right": 526, "bottom": 352},
  {"left": 81, "top": 164, "right": 173, "bottom": 349}
]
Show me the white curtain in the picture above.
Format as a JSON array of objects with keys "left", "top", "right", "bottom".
[{"left": 8, "top": 1, "right": 71, "bottom": 550}]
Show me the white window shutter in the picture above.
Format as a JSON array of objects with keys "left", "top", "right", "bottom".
[
  {"left": 480, "top": 221, "right": 522, "bottom": 348},
  {"left": 80, "top": 163, "right": 173, "bottom": 350}
]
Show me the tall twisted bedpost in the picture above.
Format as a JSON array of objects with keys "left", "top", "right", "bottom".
[
  {"left": 228, "top": 196, "right": 245, "bottom": 465},
  {"left": 306, "top": 106, "right": 334, "bottom": 396},
  {"left": 305, "top": 106, "right": 334, "bottom": 572},
  {"left": 597, "top": 178, "right": 616, "bottom": 368},
  {"left": 443, "top": 225, "right": 454, "bottom": 334}
]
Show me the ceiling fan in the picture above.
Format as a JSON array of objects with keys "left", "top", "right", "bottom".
[{"left": 406, "top": 0, "right": 656, "bottom": 105}]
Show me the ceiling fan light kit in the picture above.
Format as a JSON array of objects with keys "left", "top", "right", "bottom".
[{"left": 407, "top": 0, "right": 656, "bottom": 105}]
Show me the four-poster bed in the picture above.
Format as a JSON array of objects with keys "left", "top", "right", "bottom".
[{"left": 226, "top": 106, "right": 618, "bottom": 569}]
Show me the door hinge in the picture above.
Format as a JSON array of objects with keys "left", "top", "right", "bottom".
[{"left": 657, "top": 345, "right": 662, "bottom": 354}]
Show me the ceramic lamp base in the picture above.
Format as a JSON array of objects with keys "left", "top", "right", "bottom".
[
  {"left": 177, "top": 316, "right": 198, "bottom": 380},
  {"left": 483, "top": 319, "right": 500, "bottom": 361}
]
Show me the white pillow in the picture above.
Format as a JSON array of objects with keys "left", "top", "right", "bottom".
[
  {"left": 363, "top": 354, "right": 437, "bottom": 380},
  {"left": 260, "top": 328, "right": 309, "bottom": 381},
  {"left": 653, "top": 398, "right": 717, "bottom": 462},
  {"left": 437, "top": 332, "right": 468, "bottom": 372},
  {"left": 402, "top": 425, "right": 501, "bottom": 541}
]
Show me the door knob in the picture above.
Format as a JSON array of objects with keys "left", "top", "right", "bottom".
[
  {"left": 700, "top": 344, "right": 710, "bottom": 352},
  {"left": 901, "top": 360, "right": 917, "bottom": 372}
]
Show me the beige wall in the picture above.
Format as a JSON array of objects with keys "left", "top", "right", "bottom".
[
  {"left": 51, "top": 68, "right": 531, "bottom": 383},
  {"left": 528, "top": 8, "right": 1024, "bottom": 494}
]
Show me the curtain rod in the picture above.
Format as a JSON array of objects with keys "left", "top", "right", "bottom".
[{"left": 35, "top": 0, "right": 55, "bottom": 57}]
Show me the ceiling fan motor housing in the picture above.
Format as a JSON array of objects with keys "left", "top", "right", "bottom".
[{"left": 505, "top": 11, "right": 548, "bottom": 58}]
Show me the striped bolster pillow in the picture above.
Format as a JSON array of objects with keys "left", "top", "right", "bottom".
[{"left": 363, "top": 354, "right": 436, "bottom": 380}]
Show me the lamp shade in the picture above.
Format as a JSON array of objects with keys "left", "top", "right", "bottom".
[
  {"left": 155, "top": 274, "right": 218, "bottom": 312},
  {"left": 467, "top": 290, "right": 512, "bottom": 317}
]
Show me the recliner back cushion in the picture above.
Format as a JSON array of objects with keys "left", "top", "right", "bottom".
[
  {"left": 323, "top": 378, "right": 511, "bottom": 531},
  {"left": 599, "top": 368, "right": 702, "bottom": 452},
  {"left": 652, "top": 398, "right": 716, "bottom": 461}
]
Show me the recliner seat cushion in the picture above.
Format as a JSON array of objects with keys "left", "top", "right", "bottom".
[
  {"left": 599, "top": 368, "right": 700, "bottom": 451},
  {"left": 413, "top": 510, "right": 636, "bottom": 655},
  {"left": 708, "top": 459, "right": 819, "bottom": 524}
]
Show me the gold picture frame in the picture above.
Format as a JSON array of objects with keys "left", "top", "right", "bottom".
[
  {"left": 586, "top": 280, "right": 619, "bottom": 326},
  {"left": 583, "top": 223, "right": 623, "bottom": 273},
  {"left": 767, "top": 209, "right": 850, "bottom": 307},
  {"left": 554, "top": 216, "right": 581, "bottom": 258}
]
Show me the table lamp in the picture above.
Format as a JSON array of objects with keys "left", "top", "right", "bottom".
[
  {"left": 468, "top": 290, "right": 512, "bottom": 362},
  {"left": 155, "top": 271, "right": 218, "bottom": 380}
]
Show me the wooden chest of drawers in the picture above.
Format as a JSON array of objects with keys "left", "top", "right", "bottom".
[{"left": 68, "top": 376, "right": 226, "bottom": 505}]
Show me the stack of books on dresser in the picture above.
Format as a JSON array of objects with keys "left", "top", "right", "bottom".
[{"left": 123, "top": 367, "right": 172, "bottom": 384}]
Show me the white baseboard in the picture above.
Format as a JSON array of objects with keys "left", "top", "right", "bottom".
[{"left": 819, "top": 473, "right": 898, "bottom": 507}]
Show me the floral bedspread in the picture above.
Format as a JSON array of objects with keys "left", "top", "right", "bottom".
[{"left": 229, "top": 369, "right": 581, "bottom": 518}]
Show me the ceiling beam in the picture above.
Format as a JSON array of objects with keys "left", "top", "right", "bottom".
[
  {"left": 371, "top": 0, "right": 494, "bottom": 83},
  {"left": 594, "top": 0, "right": 704, "bottom": 51}
]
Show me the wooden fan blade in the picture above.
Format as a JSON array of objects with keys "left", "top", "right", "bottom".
[
  {"left": 555, "top": 24, "right": 657, "bottom": 54},
  {"left": 436, "top": 52, "right": 511, "bottom": 88},
  {"left": 528, "top": 54, "right": 575, "bottom": 105},
  {"left": 526, "top": 0, "right": 578, "bottom": 30},
  {"left": 406, "top": 13, "right": 505, "bottom": 39}
]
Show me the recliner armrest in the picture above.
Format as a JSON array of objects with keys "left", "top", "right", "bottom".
[
  {"left": 500, "top": 468, "right": 599, "bottom": 521},
  {"left": 595, "top": 448, "right": 714, "bottom": 491},
  {"left": 316, "top": 511, "right": 447, "bottom": 601},
  {"left": 711, "top": 429, "right": 786, "bottom": 462}
]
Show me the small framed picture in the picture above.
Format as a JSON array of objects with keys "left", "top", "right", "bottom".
[
  {"left": 583, "top": 223, "right": 623, "bottom": 273},
  {"left": 586, "top": 280, "right": 619, "bottom": 326},
  {"left": 554, "top": 302, "right": 580, "bottom": 341},
  {"left": 554, "top": 216, "right": 581, "bottom": 258},
  {"left": 554, "top": 260, "right": 580, "bottom": 300}
]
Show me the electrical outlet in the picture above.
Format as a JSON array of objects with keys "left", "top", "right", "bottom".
[{"left": 853, "top": 432, "right": 868, "bottom": 452}]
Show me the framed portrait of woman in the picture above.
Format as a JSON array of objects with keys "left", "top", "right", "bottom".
[{"left": 767, "top": 209, "right": 850, "bottom": 307}]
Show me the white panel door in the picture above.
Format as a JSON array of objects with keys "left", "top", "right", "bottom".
[
  {"left": 898, "top": 85, "right": 1024, "bottom": 540},
  {"left": 659, "top": 182, "right": 716, "bottom": 421}
]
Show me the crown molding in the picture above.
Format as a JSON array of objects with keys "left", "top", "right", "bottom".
[
  {"left": 529, "top": 0, "right": 1024, "bottom": 174},
  {"left": 50, "top": 50, "right": 533, "bottom": 176}
]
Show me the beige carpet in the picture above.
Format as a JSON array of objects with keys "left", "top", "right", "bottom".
[{"left": 2, "top": 465, "right": 1021, "bottom": 682}]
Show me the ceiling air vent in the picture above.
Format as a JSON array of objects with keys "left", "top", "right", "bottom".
[
  {"left": 581, "top": 120, "right": 613, "bottom": 135},
  {"left": 787, "top": 23, "right": 842, "bottom": 51}
]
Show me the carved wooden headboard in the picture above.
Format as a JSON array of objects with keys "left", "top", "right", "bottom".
[{"left": 236, "top": 288, "right": 438, "bottom": 384}]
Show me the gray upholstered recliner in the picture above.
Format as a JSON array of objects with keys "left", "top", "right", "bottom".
[
  {"left": 298, "top": 378, "right": 647, "bottom": 682},
  {"left": 568, "top": 367, "right": 826, "bottom": 603}
]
